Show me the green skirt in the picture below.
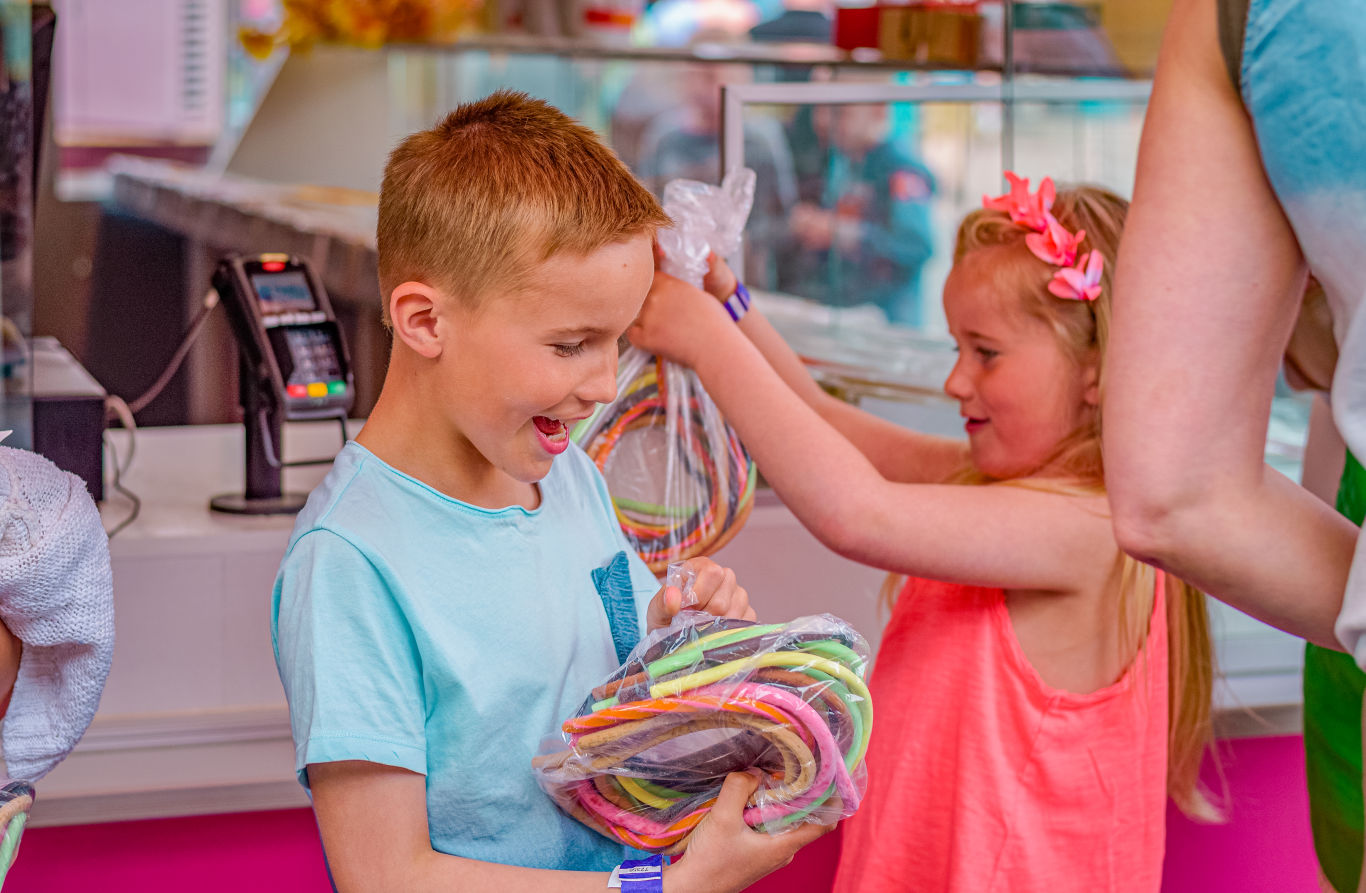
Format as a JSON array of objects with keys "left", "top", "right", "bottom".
[{"left": 1306, "top": 451, "right": 1366, "bottom": 892}]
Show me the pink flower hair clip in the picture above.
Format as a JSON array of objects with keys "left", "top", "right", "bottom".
[
  {"left": 982, "top": 171, "right": 1104, "bottom": 303},
  {"left": 982, "top": 171, "right": 1054, "bottom": 231},
  {"left": 1026, "top": 217, "right": 1085, "bottom": 267},
  {"left": 1049, "top": 249, "right": 1105, "bottom": 302}
]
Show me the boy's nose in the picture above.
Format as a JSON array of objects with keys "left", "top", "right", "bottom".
[{"left": 579, "top": 349, "right": 619, "bottom": 405}]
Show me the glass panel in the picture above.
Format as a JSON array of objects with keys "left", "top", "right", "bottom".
[
  {"left": 1008, "top": 94, "right": 1146, "bottom": 199},
  {"left": 745, "top": 96, "right": 1004, "bottom": 336}
]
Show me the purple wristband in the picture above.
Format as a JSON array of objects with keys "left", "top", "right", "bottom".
[
  {"left": 613, "top": 853, "right": 664, "bottom": 891},
  {"left": 723, "top": 281, "right": 751, "bottom": 322}
]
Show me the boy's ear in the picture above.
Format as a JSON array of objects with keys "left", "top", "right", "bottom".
[{"left": 389, "top": 281, "right": 444, "bottom": 359}]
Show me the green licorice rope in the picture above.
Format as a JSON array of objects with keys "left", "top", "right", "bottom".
[{"left": 0, "top": 795, "right": 32, "bottom": 888}]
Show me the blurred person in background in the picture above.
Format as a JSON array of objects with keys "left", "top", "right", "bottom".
[{"left": 779, "top": 100, "right": 935, "bottom": 326}]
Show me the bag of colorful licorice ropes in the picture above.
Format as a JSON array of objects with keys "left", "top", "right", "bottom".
[
  {"left": 532, "top": 608, "right": 872, "bottom": 854},
  {"left": 571, "top": 169, "right": 759, "bottom": 573}
]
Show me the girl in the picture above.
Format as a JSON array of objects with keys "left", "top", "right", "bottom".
[{"left": 628, "top": 175, "right": 1217, "bottom": 891}]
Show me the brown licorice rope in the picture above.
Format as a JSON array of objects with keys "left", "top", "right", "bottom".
[
  {"left": 575, "top": 712, "right": 819, "bottom": 801},
  {"left": 0, "top": 795, "right": 29, "bottom": 830}
]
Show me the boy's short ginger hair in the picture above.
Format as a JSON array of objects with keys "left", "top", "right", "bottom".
[{"left": 376, "top": 90, "right": 670, "bottom": 323}]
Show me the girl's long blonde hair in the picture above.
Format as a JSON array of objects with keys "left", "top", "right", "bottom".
[{"left": 884, "top": 184, "right": 1219, "bottom": 820}]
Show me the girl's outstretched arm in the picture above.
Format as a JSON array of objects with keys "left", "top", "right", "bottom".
[
  {"left": 630, "top": 276, "right": 1117, "bottom": 594},
  {"left": 1102, "top": 0, "right": 1355, "bottom": 649},
  {"left": 702, "top": 259, "right": 967, "bottom": 485}
]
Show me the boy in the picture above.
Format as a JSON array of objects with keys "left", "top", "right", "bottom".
[{"left": 272, "top": 91, "right": 828, "bottom": 892}]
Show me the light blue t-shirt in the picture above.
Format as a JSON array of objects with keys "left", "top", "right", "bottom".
[{"left": 271, "top": 440, "right": 661, "bottom": 870}]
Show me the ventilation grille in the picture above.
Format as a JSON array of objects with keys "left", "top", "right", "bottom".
[{"left": 181, "top": 0, "right": 211, "bottom": 118}]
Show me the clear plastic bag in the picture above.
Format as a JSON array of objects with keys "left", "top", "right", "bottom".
[
  {"left": 572, "top": 170, "right": 759, "bottom": 573},
  {"left": 532, "top": 611, "right": 873, "bottom": 854}
]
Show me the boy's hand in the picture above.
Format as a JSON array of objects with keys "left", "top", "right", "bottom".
[
  {"left": 629, "top": 271, "right": 734, "bottom": 368},
  {"left": 646, "top": 557, "right": 755, "bottom": 631},
  {"left": 663, "top": 772, "right": 836, "bottom": 893}
]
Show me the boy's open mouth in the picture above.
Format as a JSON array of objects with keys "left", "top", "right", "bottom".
[{"left": 533, "top": 415, "right": 571, "bottom": 455}]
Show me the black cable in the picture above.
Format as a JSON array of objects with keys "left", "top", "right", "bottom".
[
  {"left": 103, "top": 432, "right": 140, "bottom": 539},
  {"left": 127, "top": 290, "right": 220, "bottom": 416},
  {"left": 266, "top": 412, "right": 352, "bottom": 468}
]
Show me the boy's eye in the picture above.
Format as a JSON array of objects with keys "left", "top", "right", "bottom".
[
  {"left": 553, "top": 342, "right": 586, "bottom": 357},
  {"left": 976, "top": 347, "right": 999, "bottom": 362}
]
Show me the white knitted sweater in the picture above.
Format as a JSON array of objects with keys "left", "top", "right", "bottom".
[{"left": 0, "top": 446, "right": 114, "bottom": 781}]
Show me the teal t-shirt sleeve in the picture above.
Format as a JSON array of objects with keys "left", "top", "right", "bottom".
[{"left": 275, "top": 528, "right": 428, "bottom": 786}]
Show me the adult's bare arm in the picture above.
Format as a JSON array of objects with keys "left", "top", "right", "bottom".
[{"left": 1103, "top": 0, "right": 1357, "bottom": 647}]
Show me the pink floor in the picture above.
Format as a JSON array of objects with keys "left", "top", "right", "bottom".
[{"left": 7, "top": 735, "right": 1320, "bottom": 892}]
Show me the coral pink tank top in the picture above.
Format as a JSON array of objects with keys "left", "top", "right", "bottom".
[{"left": 834, "top": 575, "right": 1168, "bottom": 893}]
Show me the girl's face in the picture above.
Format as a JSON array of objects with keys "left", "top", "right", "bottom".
[{"left": 942, "top": 248, "right": 1099, "bottom": 479}]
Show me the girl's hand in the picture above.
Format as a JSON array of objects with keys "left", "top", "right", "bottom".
[
  {"left": 629, "top": 271, "right": 734, "bottom": 368},
  {"left": 702, "top": 251, "right": 739, "bottom": 303},
  {"left": 647, "top": 557, "right": 755, "bottom": 630},
  {"left": 649, "top": 240, "right": 740, "bottom": 298},
  {"left": 663, "top": 772, "right": 835, "bottom": 893}
]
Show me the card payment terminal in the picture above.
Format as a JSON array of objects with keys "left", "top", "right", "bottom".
[{"left": 209, "top": 253, "right": 354, "bottom": 514}]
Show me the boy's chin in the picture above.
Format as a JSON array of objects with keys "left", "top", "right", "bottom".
[{"left": 502, "top": 450, "right": 558, "bottom": 484}]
